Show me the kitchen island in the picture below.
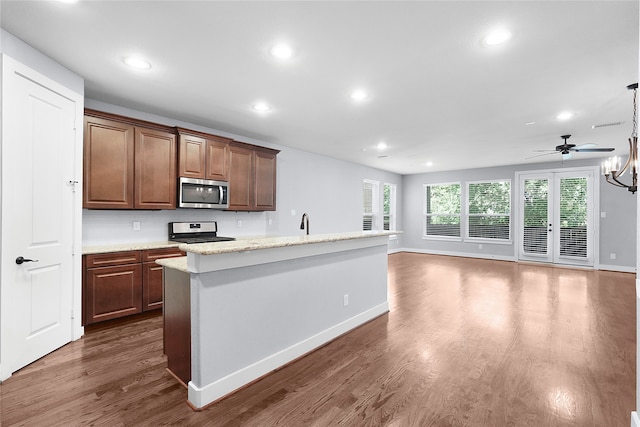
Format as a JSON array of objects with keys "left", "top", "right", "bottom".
[{"left": 157, "top": 231, "right": 396, "bottom": 410}]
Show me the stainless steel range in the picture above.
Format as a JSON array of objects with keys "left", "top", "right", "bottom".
[{"left": 168, "top": 221, "right": 235, "bottom": 244}]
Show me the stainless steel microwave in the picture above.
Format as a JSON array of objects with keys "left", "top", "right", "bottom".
[{"left": 178, "top": 177, "right": 229, "bottom": 209}]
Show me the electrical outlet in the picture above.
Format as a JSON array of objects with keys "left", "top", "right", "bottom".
[
  {"left": 343, "top": 294, "right": 349, "bottom": 307},
  {"left": 133, "top": 221, "right": 141, "bottom": 231},
  {"left": 291, "top": 209, "right": 296, "bottom": 216},
  {"left": 610, "top": 253, "right": 617, "bottom": 260},
  {"left": 478, "top": 244, "right": 483, "bottom": 249},
  {"left": 268, "top": 218, "right": 273, "bottom": 225},
  {"left": 237, "top": 220, "right": 243, "bottom": 228},
  {"left": 601, "top": 211, "right": 607, "bottom": 218}
]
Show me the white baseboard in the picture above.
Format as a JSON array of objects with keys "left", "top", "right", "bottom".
[
  {"left": 395, "top": 247, "right": 515, "bottom": 262},
  {"left": 188, "top": 302, "right": 389, "bottom": 409},
  {"left": 631, "top": 411, "right": 639, "bottom": 427},
  {"left": 597, "top": 264, "right": 636, "bottom": 273},
  {"left": 393, "top": 249, "right": 636, "bottom": 273}
]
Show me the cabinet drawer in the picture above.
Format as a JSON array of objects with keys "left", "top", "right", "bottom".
[
  {"left": 85, "top": 251, "right": 142, "bottom": 268},
  {"left": 142, "top": 247, "right": 185, "bottom": 262}
]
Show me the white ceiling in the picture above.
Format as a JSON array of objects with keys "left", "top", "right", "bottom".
[{"left": 1, "top": 1, "right": 638, "bottom": 175}]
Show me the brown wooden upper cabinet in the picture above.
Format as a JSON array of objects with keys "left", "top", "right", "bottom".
[
  {"left": 177, "top": 128, "right": 231, "bottom": 181},
  {"left": 84, "top": 113, "right": 177, "bottom": 209},
  {"left": 228, "top": 142, "right": 279, "bottom": 211}
]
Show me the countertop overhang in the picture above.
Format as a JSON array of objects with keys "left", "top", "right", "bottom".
[{"left": 156, "top": 231, "right": 400, "bottom": 274}]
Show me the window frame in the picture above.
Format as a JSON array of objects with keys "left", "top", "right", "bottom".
[
  {"left": 465, "top": 179, "right": 512, "bottom": 244},
  {"left": 423, "top": 182, "right": 462, "bottom": 241},
  {"left": 383, "top": 183, "right": 396, "bottom": 232},
  {"left": 362, "top": 179, "right": 380, "bottom": 232}
]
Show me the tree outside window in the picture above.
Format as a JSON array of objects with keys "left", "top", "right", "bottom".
[{"left": 424, "top": 183, "right": 461, "bottom": 238}]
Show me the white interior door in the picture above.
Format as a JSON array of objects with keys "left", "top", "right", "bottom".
[
  {"left": 1, "top": 56, "right": 78, "bottom": 379},
  {"left": 518, "top": 169, "right": 595, "bottom": 267}
]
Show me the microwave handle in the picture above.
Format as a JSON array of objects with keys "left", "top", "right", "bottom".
[{"left": 219, "top": 186, "right": 224, "bottom": 203}]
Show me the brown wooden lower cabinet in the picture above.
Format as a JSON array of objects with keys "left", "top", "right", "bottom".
[{"left": 83, "top": 247, "right": 184, "bottom": 325}]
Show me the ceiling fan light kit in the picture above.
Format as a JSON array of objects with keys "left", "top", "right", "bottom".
[{"left": 601, "top": 83, "right": 638, "bottom": 194}]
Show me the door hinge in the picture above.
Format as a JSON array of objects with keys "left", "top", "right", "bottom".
[{"left": 71, "top": 309, "right": 74, "bottom": 320}]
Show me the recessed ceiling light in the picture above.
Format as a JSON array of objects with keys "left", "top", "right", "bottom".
[
  {"left": 57, "top": 0, "right": 79, "bottom": 3},
  {"left": 270, "top": 43, "right": 294, "bottom": 60},
  {"left": 377, "top": 142, "right": 387, "bottom": 151},
  {"left": 525, "top": 121, "right": 536, "bottom": 126},
  {"left": 252, "top": 102, "right": 271, "bottom": 112},
  {"left": 351, "top": 89, "right": 368, "bottom": 101},
  {"left": 426, "top": 161, "right": 434, "bottom": 167},
  {"left": 123, "top": 56, "right": 151, "bottom": 70},
  {"left": 556, "top": 111, "right": 575, "bottom": 121},
  {"left": 483, "top": 29, "right": 512, "bottom": 46}
]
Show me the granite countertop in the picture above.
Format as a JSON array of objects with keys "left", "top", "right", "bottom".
[
  {"left": 83, "top": 241, "right": 182, "bottom": 255},
  {"left": 155, "top": 256, "right": 189, "bottom": 273},
  {"left": 179, "top": 231, "right": 399, "bottom": 256}
]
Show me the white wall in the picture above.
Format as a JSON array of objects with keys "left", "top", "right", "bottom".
[{"left": 82, "top": 100, "right": 404, "bottom": 251}]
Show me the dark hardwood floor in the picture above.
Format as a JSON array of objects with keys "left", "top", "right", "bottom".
[{"left": 1, "top": 253, "right": 636, "bottom": 426}]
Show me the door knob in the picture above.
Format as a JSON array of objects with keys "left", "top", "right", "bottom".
[{"left": 16, "top": 256, "right": 38, "bottom": 265}]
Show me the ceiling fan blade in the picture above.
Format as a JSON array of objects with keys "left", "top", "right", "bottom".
[
  {"left": 572, "top": 147, "right": 615, "bottom": 152},
  {"left": 525, "top": 152, "right": 557, "bottom": 160},
  {"left": 575, "top": 143, "right": 596, "bottom": 149},
  {"left": 532, "top": 149, "right": 557, "bottom": 152}
]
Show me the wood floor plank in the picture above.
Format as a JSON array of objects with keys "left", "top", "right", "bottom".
[{"left": 1, "top": 253, "right": 635, "bottom": 426}]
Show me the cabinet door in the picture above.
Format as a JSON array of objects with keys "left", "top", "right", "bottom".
[
  {"left": 142, "top": 248, "right": 184, "bottom": 312},
  {"left": 84, "top": 264, "right": 143, "bottom": 324},
  {"left": 254, "top": 150, "right": 277, "bottom": 211},
  {"left": 142, "top": 262, "right": 164, "bottom": 311},
  {"left": 178, "top": 134, "right": 206, "bottom": 179},
  {"left": 205, "top": 138, "right": 230, "bottom": 181},
  {"left": 83, "top": 117, "right": 134, "bottom": 209},
  {"left": 135, "top": 127, "right": 177, "bottom": 209},
  {"left": 228, "top": 144, "right": 253, "bottom": 210}
]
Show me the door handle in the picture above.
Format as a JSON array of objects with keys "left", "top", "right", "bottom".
[{"left": 16, "top": 256, "right": 39, "bottom": 265}]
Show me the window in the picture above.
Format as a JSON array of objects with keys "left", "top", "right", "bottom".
[
  {"left": 466, "top": 180, "right": 511, "bottom": 241},
  {"left": 383, "top": 183, "right": 396, "bottom": 231},
  {"left": 424, "top": 183, "right": 461, "bottom": 238},
  {"left": 363, "top": 180, "right": 379, "bottom": 231}
]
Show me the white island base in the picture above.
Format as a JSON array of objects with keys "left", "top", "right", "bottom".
[{"left": 159, "top": 232, "right": 393, "bottom": 410}]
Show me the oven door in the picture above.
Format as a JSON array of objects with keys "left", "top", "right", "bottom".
[{"left": 179, "top": 177, "right": 229, "bottom": 209}]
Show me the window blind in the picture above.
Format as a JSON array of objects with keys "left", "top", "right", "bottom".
[
  {"left": 467, "top": 181, "right": 511, "bottom": 240},
  {"left": 363, "top": 180, "right": 379, "bottom": 231},
  {"left": 522, "top": 178, "right": 548, "bottom": 255},
  {"left": 559, "top": 177, "right": 588, "bottom": 258}
]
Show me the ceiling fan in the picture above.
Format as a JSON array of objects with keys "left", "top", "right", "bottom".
[{"left": 528, "top": 134, "right": 615, "bottom": 160}]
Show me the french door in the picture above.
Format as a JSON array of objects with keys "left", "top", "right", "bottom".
[{"left": 518, "top": 169, "right": 595, "bottom": 267}]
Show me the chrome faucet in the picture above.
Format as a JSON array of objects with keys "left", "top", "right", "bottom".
[{"left": 300, "top": 213, "right": 309, "bottom": 235}]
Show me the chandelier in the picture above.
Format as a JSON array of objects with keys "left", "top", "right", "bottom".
[{"left": 601, "top": 83, "right": 638, "bottom": 194}]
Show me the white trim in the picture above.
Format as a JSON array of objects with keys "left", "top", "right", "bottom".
[
  {"left": 422, "top": 235, "right": 463, "bottom": 242},
  {"left": 401, "top": 247, "right": 516, "bottom": 262},
  {"left": 631, "top": 411, "right": 639, "bottom": 427},
  {"left": 390, "top": 249, "right": 636, "bottom": 272},
  {"left": 597, "top": 264, "right": 636, "bottom": 273},
  {"left": 187, "top": 302, "right": 389, "bottom": 409}
]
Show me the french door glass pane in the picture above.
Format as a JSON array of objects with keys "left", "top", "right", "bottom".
[
  {"left": 523, "top": 178, "right": 548, "bottom": 255},
  {"left": 559, "top": 177, "right": 588, "bottom": 258}
]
